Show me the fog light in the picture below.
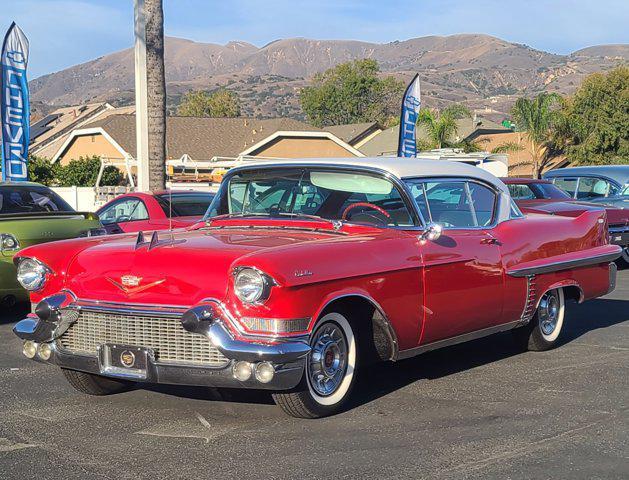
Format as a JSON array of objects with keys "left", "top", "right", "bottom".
[
  {"left": 255, "top": 362, "right": 275, "bottom": 384},
  {"left": 23, "top": 341, "right": 38, "bottom": 359},
  {"left": 232, "top": 361, "right": 252, "bottom": 381},
  {"left": 38, "top": 343, "right": 52, "bottom": 361}
]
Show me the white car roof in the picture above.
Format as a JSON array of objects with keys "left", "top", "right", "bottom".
[{"left": 236, "top": 157, "right": 509, "bottom": 194}]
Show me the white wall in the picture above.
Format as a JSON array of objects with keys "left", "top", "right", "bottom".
[
  {"left": 52, "top": 183, "right": 219, "bottom": 213},
  {"left": 52, "top": 187, "right": 98, "bottom": 212}
]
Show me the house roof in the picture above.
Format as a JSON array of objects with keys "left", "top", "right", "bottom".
[
  {"left": 359, "top": 117, "right": 512, "bottom": 157},
  {"left": 61, "top": 115, "right": 317, "bottom": 161},
  {"left": 323, "top": 122, "right": 380, "bottom": 145},
  {"left": 30, "top": 103, "right": 114, "bottom": 157}
]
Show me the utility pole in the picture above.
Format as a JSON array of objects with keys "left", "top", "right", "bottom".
[{"left": 134, "top": 0, "right": 150, "bottom": 191}]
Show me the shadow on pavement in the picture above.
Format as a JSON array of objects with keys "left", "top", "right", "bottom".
[{"left": 147, "top": 296, "right": 628, "bottom": 411}]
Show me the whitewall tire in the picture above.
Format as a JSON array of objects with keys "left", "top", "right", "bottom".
[
  {"left": 273, "top": 312, "right": 358, "bottom": 418},
  {"left": 515, "top": 288, "right": 566, "bottom": 351}
]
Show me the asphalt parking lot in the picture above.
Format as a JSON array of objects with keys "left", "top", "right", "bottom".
[{"left": 0, "top": 271, "right": 627, "bottom": 480}]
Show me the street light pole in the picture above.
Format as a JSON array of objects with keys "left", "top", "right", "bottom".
[{"left": 134, "top": 0, "right": 150, "bottom": 192}]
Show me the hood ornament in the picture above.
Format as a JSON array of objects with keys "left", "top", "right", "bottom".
[{"left": 107, "top": 275, "right": 165, "bottom": 295}]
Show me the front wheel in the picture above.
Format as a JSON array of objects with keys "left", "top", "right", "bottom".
[
  {"left": 273, "top": 312, "right": 357, "bottom": 418},
  {"left": 514, "top": 288, "right": 565, "bottom": 351}
]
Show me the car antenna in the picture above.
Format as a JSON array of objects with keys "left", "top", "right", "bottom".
[{"left": 168, "top": 163, "right": 173, "bottom": 243}]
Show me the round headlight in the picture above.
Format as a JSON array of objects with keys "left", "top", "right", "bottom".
[
  {"left": 234, "top": 268, "right": 271, "bottom": 304},
  {"left": 1, "top": 234, "right": 19, "bottom": 251},
  {"left": 16, "top": 258, "right": 49, "bottom": 291}
]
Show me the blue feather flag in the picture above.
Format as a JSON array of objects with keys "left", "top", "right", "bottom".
[
  {"left": 397, "top": 74, "right": 421, "bottom": 158},
  {"left": 1, "top": 22, "right": 30, "bottom": 182}
]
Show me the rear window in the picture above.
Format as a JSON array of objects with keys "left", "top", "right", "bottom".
[
  {"left": 156, "top": 192, "right": 215, "bottom": 217},
  {"left": 0, "top": 185, "right": 74, "bottom": 214}
]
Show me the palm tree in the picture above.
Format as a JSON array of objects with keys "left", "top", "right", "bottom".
[
  {"left": 510, "top": 93, "right": 563, "bottom": 178},
  {"left": 144, "top": 0, "right": 166, "bottom": 190},
  {"left": 417, "top": 104, "right": 472, "bottom": 149}
]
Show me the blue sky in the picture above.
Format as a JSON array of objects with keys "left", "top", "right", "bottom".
[{"left": 4, "top": 0, "right": 629, "bottom": 79}]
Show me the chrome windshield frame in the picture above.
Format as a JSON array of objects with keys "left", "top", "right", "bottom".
[{"left": 202, "top": 163, "right": 426, "bottom": 229}]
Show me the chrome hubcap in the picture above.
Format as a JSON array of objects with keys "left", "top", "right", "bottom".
[
  {"left": 539, "top": 291, "right": 559, "bottom": 336},
  {"left": 308, "top": 323, "right": 348, "bottom": 396}
]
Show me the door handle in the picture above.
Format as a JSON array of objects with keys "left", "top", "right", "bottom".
[{"left": 480, "top": 238, "right": 501, "bottom": 246}]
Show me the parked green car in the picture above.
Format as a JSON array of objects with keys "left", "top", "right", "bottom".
[{"left": 1, "top": 182, "right": 102, "bottom": 306}]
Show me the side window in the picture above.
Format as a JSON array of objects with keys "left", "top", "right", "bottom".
[
  {"left": 468, "top": 182, "right": 497, "bottom": 226},
  {"left": 99, "top": 198, "right": 148, "bottom": 225},
  {"left": 507, "top": 184, "right": 535, "bottom": 200},
  {"left": 576, "top": 177, "right": 611, "bottom": 199},
  {"left": 406, "top": 179, "right": 497, "bottom": 228},
  {"left": 553, "top": 178, "right": 577, "bottom": 197},
  {"left": 510, "top": 199, "right": 524, "bottom": 219}
]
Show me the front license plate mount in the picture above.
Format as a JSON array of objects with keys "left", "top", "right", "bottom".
[{"left": 98, "top": 344, "right": 151, "bottom": 380}]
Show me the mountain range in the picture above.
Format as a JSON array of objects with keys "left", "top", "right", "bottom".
[{"left": 30, "top": 34, "right": 628, "bottom": 121}]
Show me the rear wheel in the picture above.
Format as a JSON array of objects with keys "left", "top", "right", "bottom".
[
  {"left": 273, "top": 312, "right": 357, "bottom": 418},
  {"left": 514, "top": 288, "right": 565, "bottom": 351},
  {"left": 62, "top": 369, "right": 133, "bottom": 395}
]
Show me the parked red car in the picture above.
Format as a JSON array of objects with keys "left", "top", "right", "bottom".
[
  {"left": 96, "top": 190, "right": 215, "bottom": 234},
  {"left": 502, "top": 178, "right": 628, "bottom": 266},
  {"left": 13, "top": 159, "right": 620, "bottom": 418}
]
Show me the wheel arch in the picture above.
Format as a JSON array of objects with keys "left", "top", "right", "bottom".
[
  {"left": 539, "top": 279, "right": 584, "bottom": 306},
  {"left": 314, "top": 292, "right": 399, "bottom": 362}
]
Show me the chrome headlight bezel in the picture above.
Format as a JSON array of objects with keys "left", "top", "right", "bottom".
[
  {"left": 16, "top": 258, "right": 50, "bottom": 292},
  {"left": 233, "top": 267, "right": 274, "bottom": 304},
  {"left": 0, "top": 233, "right": 20, "bottom": 252}
]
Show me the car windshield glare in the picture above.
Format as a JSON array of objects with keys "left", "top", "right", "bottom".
[{"left": 205, "top": 168, "right": 415, "bottom": 228}]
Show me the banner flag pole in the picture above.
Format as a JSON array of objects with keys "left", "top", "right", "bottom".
[
  {"left": 1, "top": 22, "right": 30, "bottom": 182},
  {"left": 397, "top": 74, "right": 421, "bottom": 158}
]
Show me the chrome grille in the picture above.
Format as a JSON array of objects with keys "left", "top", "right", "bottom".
[{"left": 58, "top": 309, "right": 229, "bottom": 367}]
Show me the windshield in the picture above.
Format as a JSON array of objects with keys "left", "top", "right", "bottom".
[
  {"left": 508, "top": 182, "right": 570, "bottom": 200},
  {"left": 205, "top": 168, "right": 415, "bottom": 227},
  {"left": 620, "top": 184, "right": 629, "bottom": 196},
  {"left": 0, "top": 185, "right": 74, "bottom": 214},
  {"left": 156, "top": 192, "right": 215, "bottom": 217}
]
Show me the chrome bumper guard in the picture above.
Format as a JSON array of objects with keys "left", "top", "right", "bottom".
[{"left": 13, "top": 294, "right": 310, "bottom": 391}]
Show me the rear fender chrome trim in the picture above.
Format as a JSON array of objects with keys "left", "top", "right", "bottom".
[{"left": 507, "top": 249, "right": 622, "bottom": 277}]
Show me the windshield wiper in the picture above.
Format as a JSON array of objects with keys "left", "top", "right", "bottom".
[
  {"left": 207, "top": 212, "right": 343, "bottom": 230},
  {"left": 272, "top": 212, "right": 343, "bottom": 229}
]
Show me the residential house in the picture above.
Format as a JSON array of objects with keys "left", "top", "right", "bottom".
[
  {"left": 30, "top": 103, "right": 132, "bottom": 159},
  {"left": 51, "top": 115, "right": 363, "bottom": 165}
]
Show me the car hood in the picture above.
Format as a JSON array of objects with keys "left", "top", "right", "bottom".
[{"left": 63, "top": 227, "right": 341, "bottom": 306}]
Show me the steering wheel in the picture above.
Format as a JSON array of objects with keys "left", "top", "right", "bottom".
[{"left": 342, "top": 202, "right": 392, "bottom": 225}]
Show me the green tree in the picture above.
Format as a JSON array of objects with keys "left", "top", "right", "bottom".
[
  {"left": 55, "top": 156, "right": 123, "bottom": 187},
  {"left": 177, "top": 89, "right": 241, "bottom": 117},
  {"left": 510, "top": 92, "right": 563, "bottom": 178},
  {"left": 27, "top": 155, "right": 60, "bottom": 185},
  {"left": 417, "top": 104, "right": 472, "bottom": 149},
  {"left": 299, "top": 59, "right": 404, "bottom": 127},
  {"left": 563, "top": 66, "right": 629, "bottom": 165}
]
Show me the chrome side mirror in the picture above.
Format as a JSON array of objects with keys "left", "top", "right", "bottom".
[{"left": 419, "top": 222, "right": 443, "bottom": 243}]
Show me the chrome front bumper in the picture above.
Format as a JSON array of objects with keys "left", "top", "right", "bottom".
[{"left": 13, "top": 295, "right": 310, "bottom": 391}]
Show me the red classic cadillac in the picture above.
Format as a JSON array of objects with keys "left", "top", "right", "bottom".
[{"left": 13, "top": 159, "right": 620, "bottom": 418}]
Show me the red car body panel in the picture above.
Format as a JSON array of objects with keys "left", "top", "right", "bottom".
[{"left": 18, "top": 205, "right": 618, "bottom": 354}]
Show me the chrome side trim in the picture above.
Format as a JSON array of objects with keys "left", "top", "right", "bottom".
[
  {"left": 506, "top": 250, "right": 622, "bottom": 277},
  {"left": 396, "top": 320, "right": 523, "bottom": 360},
  {"left": 519, "top": 275, "right": 537, "bottom": 325}
]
